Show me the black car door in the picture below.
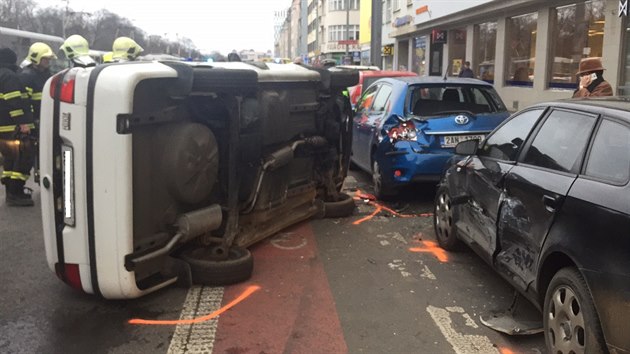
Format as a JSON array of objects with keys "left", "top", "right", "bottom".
[
  {"left": 459, "top": 108, "right": 545, "bottom": 264},
  {"left": 496, "top": 108, "right": 599, "bottom": 291}
]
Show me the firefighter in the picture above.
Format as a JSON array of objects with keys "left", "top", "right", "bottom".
[
  {"left": 60, "top": 34, "right": 96, "bottom": 67},
  {"left": 20, "top": 42, "right": 57, "bottom": 185},
  {"left": 0, "top": 48, "right": 35, "bottom": 206},
  {"left": 112, "top": 37, "right": 144, "bottom": 62}
]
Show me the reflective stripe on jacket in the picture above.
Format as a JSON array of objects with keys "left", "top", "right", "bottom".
[{"left": 0, "top": 64, "right": 33, "bottom": 130}]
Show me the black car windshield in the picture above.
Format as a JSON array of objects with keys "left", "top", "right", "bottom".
[{"left": 408, "top": 84, "right": 507, "bottom": 118}]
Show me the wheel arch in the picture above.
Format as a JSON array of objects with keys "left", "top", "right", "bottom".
[{"left": 536, "top": 251, "right": 578, "bottom": 306}]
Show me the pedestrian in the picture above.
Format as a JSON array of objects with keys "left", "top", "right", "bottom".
[
  {"left": 458, "top": 61, "right": 474, "bottom": 78},
  {"left": 20, "top": 42, "right": 57, "bottom": 185},
  {"left": 572, "top": 57, "right": 613, "bottom": 98},
  {"left": 112, "top": 37, "right": 144, "bottom": 62},
  {"left": 60, "top": 34, "right": 96, "bottom": 67},
  {"left": 0, "top": 48, "right": 35, "bottom": 206}
]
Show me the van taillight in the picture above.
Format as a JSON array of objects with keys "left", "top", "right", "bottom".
[
  {"left": 49, "top": 69, "right": 76, "bottom": 103},
  {"left": 55, "top": 263, "right": 84, "bottom": 292}
]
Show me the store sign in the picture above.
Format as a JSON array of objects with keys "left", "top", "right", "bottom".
[
  {"left": 326, "top": 42, "right": 361, "bottom": 52},
  {"left": 453, "top": 29, "right": 466, "bottom": 43},
  {"left": 620, "top": 0, "right": 628, "bottom": 16},
  {"left": 432, "top": 29, "right": 447, "bottom": 44},
  {"left": 413, "top": 0, "right": 492, "bottom": 25},
  {"left": 393, "top": 15, "right": 413, "bottom": 28},
  {"left": 382, "top": 45, "right": 393, "bottom": 56}
]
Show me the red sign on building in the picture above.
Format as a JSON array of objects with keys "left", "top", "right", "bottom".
[{"left": 432, "top": 30, "right": 447, "bottom": 44}]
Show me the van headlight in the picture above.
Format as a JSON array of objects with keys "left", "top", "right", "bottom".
[{"left": 62, "top": 145, "right": 75, "bottom": 226}]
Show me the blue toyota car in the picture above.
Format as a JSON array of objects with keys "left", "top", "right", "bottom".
[{"left": 351, "top": 76, "right": 510, "bottom": 198}]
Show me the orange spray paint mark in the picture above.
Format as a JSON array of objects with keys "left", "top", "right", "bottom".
[
  {"left": 409, "top": 240, "right": 449, "bottom": 262},
  {"left": 128, "top": 285, "right": 261, "bottom": 325},
  {"left": 353, "top": 205, "right": 383, "bottom": 225},
  {"left": 499, "top": 348, "right": 515, "bottom": 354}
]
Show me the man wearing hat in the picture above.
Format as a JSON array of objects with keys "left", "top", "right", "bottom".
[
  {"left": 573, "top": 57, "right": 613, "bottom": 98},
  {"left": 0, "top": 48, "right": 36, "bottom": 206}
]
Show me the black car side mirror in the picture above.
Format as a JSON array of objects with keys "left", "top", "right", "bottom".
[{"left": 455, "top": 139, "right": 479, "bottom": 155}]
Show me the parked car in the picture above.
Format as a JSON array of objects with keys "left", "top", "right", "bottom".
[
  {"left": 39, "top": 61, "right": 357, "bottom": 299},
  {"left": 344, "top": 69, "right": 416, "bottom": 108},
  {"left": 351, "top": 76, "right": 509, "bottom": 198},
  {"left": 435, "top": 98, "right": 630, "bottom": 353}
]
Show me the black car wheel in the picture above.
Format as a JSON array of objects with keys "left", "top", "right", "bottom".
[
  {"left": 323, "top": 192, "right": 356, "bottom": 218},
  {"left": 543, "top": 267, "right": 606, "bottom": 354},
  {"left": 372, "top": 160, "right": 395, "bottom": 200},
  {"left": 434, "top": 185, "right": 462, "bottom": 251},
  {"left": 179, "top": 246, "right": 254, "bottom": 286}
]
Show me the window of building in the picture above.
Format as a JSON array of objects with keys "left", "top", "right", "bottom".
[
  {"left": 505, "top": 13, "right": 537, "bottom": 87},
  {"left": 328, "top": 25, "right": 360, "bottom": 41},
  {"left": 393, "top": 0, "right": 400, "bottom": 12},
  {"left": 412, "top": 36, "right": 427, "bottom": 76},
  {"left": 479, "top": 109, "right": 543, "bottom": 161},
  {"left": 522, "top": 109, "right": 597, "bottom": 173},
  {"left": 384, "top": 0, "right": 392, "bottom": 24},
  {"left": 329, "top": 0, "right": 359, "bottom": 11},
  {"left": 585, "top": 120, "right": 630, "bottom": 184},
  {"left": 474, "top": 22, "right": 497, "bottom": 83},
  {"left": 549, "top": 1, "right": 605, "bottom": 90}
]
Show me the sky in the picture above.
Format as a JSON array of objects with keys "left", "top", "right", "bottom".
[{"left": 33, "top": 0, "right": 291, "bottom": 54}]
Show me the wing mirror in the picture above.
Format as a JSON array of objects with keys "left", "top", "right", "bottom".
[{"left": 454, "top": 139, "right": 479, "bottom": 155}]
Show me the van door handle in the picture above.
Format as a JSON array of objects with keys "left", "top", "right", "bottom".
[{"left": 542, "top": 195, "right": 558, "bottom": 212}]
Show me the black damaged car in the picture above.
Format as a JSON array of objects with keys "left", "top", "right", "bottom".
[{"left": 434, "top": 98, "right": 630, "bottom": 353}]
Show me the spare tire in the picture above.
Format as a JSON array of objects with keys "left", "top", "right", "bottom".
[
  {"left": 162, "top": 123, "right": 219, "bottom": 205},
  {"left": 179, "top": 246, "right": 254, "bottom": 286},
  {"left": 323, "top": 192, "right": 356, "bottom": 218}
]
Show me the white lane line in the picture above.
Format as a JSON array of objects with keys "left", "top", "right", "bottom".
[
  {"left": 168, "top": 286, "right": 224, "bottom": 354},
  {"left": 426, "top": 305, "right": 498, "bottom": 354}
]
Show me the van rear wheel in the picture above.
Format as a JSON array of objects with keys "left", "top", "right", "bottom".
[{"left": 179, "top": 246, "right": 253, "bottom": 286}]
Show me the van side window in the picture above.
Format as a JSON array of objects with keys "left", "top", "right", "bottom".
[{"left": 585, "top": 119, "right": 630, "bottom": 184}]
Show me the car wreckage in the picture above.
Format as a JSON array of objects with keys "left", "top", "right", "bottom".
[{"left": 39, "top": 61, "right": 358, "bottom": 299}]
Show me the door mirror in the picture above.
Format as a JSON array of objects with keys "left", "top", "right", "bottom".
[{"left": 455, "top": 139, "right": 479, "bottom": 155}]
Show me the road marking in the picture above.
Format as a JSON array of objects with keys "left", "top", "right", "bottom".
[
  {"left": 409, "top": 240, "right": 449, "bottom": 262},
  {"left": 353, "top": 205, "right": 382, "bottom": 225},
  {"left": 167, "top": 286, "right": 224, "bottom": 353},
  {"left": 380, "top": 240, "right": 391, "bottom": 246},
  {"left": 426, "top": 305, "right": 498, "bottom": 354},
  {"left": 420, "top": 265, "right": 437, "bottom": 280},
  {"left": 270, "top": 232, "right": 308, "bottom": 250},
  {"left": 388, "top": 260, "right": 412, "bottom": 278}
]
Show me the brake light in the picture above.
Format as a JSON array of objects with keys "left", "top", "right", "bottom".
[
  {"left": 49, "top": 69, "right": 76, "bottom": 103},
  {"left": 388, "top": 120, "right": 418, "bottom": 142},
  {"left": 55, "top": 263, "right": 85, "bottom": 292}
]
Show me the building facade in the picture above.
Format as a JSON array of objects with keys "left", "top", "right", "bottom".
[
  {"left": 391, "top": 0, "right": 630, "bottom": 109},
  {"left": 306, "top": 0, "right": 362, "bottom": 64}
]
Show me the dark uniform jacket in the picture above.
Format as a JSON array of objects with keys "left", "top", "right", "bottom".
[
  {"left": 20, "top": 65, "right": 52, "bottom": 124},
  {"left": 0, "top": 63, "right": 33, "bottom": 134}
]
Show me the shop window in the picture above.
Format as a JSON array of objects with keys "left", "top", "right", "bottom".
[
  {"left": 412, "top": 36, "right": 427, "bottom": 76},
  {"left": 549, "top": 1, "right": 605, "bottom": 90},
  {"left": 505, "top": 13, "right": 537, "bottom": 87},
  {"left": 474, "top": 22, "right": 497, "bottom": 83},
  {"left": 448, "top": 28, "right": 466, "bottom": 77}
]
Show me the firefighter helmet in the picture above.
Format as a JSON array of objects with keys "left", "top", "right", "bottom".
[
  {"left": 26, "top": 42, "right": 57, "bottom": 65},
  {"left": 112, "top": 37, "right": 143, "bottom": 61},
  {"left": 102, "top": 51, "right": 114, "bottom": 63},
  {"left": 60, "top": 35, "right": 90, "bottom": 60}
]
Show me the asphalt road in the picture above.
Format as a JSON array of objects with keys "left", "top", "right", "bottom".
[{"left": 0, "top": 172, "right": 546, "bottom": 354}]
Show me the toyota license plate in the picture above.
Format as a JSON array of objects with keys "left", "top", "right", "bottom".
[{"left": 442, "top": 134, "right": 484, "bottom": 148}]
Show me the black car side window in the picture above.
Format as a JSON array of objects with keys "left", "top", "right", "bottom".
[
  {"left": 478, "top": 109, "right": 543, "bottom": 161},
  {"left": 522, "top": 109, "right": 597, "bottom": 173},
  {"left": 585, "top": 119, "right": 630, "bottom": 184}
]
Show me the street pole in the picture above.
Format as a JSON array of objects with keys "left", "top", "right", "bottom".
[
  {"left": 370, "top": 0, "right": 382, "bottom": 67},
  {"left": 345, "top": 0, "right": 350, "bottom": 59}
]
